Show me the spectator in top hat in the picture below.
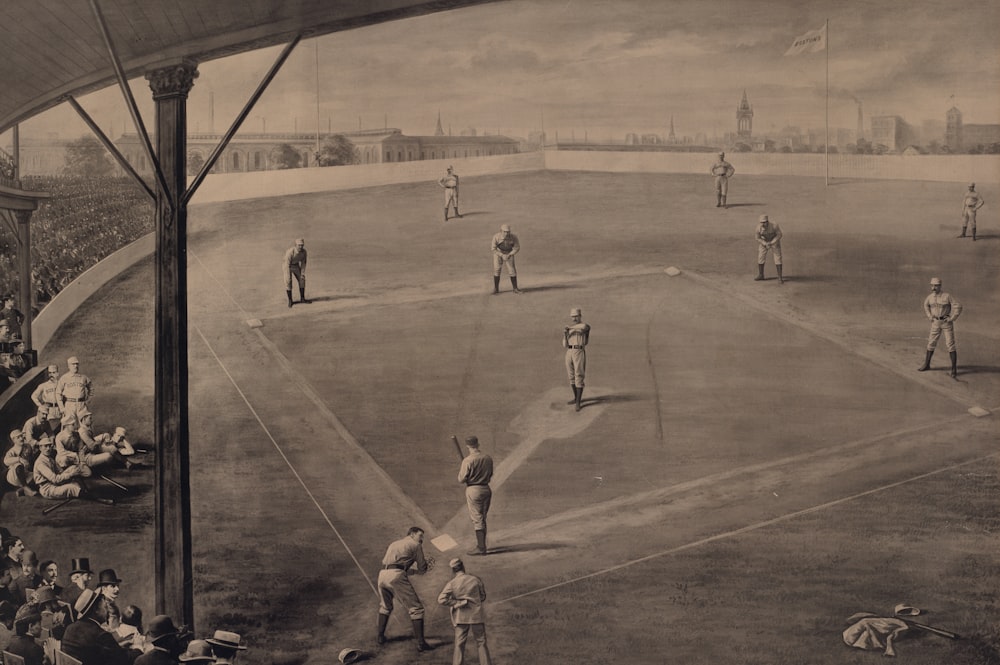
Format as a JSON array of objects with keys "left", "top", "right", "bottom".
[
  {"left": 207, "top": 630, "right": 248, "bottom": 664},
  {"left": 178, "top": 639, "right": 216, "bottom": 663},
  {"left": 64, "top": 557, "right": 95, "bottom": 613},
  {"left": 97, "top": 568, "right": 123, "bottom": 603},
  {"left": 7, "top": 602, "right": 46, "bottom": 665},
  {"left": 10, "top": 549, "right": 43, "bottom": 605},
  {"left": 61, "top": 588, "right": 131, "bottom": 665},
  {"left": 134, "top": 614, "right": 182, "bottom": 665}
]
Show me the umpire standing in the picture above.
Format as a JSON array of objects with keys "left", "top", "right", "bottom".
[
  {"left": 282, "top": 238, "right": 310, "bottom": 308},
  {"left": 458, "top": 436, "right": 493, "bottom": 556}
]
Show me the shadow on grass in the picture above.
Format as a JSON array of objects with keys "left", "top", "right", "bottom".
[
  {"left": 488, "top": 542, "right": 572, "bottom": 555},
  {"left": 956, "top": 365, "right": 1000, "bottom": 376},
  {"left": 723, "top": 202, "right": 765, "bottom": 208},
  {"left": 578, "top": 393, "right": 644, "bottom": 409},
  {"left": 514, "top": 284, "right": 579, "bottom": 294},
  {"left": 297, "top": 294, "right": 365, "bottom": 304},
  {"left": 446, "top": 211, "right": 488, "bottom": 219}
]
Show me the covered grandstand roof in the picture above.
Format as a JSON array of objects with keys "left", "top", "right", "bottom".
[{"left": 0, "top": 0, "right": 500, "bottom": 134}]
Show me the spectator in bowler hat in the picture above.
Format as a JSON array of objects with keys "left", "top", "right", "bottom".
[{"left": 134, "top": 614, "right": 183, "bottom": 665}]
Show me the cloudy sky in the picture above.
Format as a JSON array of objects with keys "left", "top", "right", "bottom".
[{"left": 15, "top": 0, "right": 1000, "bottom": 142}]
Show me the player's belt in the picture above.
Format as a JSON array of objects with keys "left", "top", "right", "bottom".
[
  {"left": 568, "top": 345, "right": 585, "bottom": 349},
  {"left": 445, "top": 186, "right": 456, "bottom": 188},
  {"left": 64, "top": 397, "right": 85, "bottom": 402},
  {"left": 935, "top": 316, "right": 949, "bottom": 320},
  {"left": 466, "top": 483, "right": 490, "bottom": 487},
  {"left": 383, "top": 563, "right": 407, "bottom": 571},
  {"left": 43, "top": 401, "right": 58, "bottom": 407}
]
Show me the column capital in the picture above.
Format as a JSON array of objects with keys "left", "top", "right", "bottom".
[
  {"left": 14, "top": 209, "right": 32, "bottom": 224},
  {"left": 145, "top": 60, "right": 199, "bottom": 100}
]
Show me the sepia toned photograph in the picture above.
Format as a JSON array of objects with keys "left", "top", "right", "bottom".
[{"left": 1, "top": 1, "right": 998, "bottom": 663}]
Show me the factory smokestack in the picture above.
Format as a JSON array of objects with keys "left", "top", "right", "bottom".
[{"left": 857, "top": 100, "right": 864, "bottom": 141}]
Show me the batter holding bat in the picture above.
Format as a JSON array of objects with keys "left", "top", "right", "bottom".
[{"left": 453, "top": 436, "right": 493, "bottom": 556}]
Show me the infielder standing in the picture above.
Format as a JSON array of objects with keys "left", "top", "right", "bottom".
[
  {"left": 57, "top": 357, "right": 92, "bottom": 424},
  {"left": 710, "top": 151, "right": 735, "bottom": 208},
  {"left": 958, "top": 182, "right": 984, "bottom": 241},
  {"left": 491, "top": 224, "right": 521, "bottom": 295},
  {"left": 376, "top": 526, "right": 433, "bottom": 652},
  {"left": 31, "top": 364, "right": 62, "bottom": 431},
  {"left": 282, "top": 238, "right": 310, "bottom": 308},
  {"left": 918, "top": 277, "right": 963, "bottom": 379},
  {"left": 458, "top": 436, "right": 493, "bottom": 556},
  {"left": 439, "top": 166, "right": 461, "bottom": 221},
  {"left": 754, "top": 214, "right": 783, "bottom": 283},
  {"left": 437, "top": 558, "right": 494, "bottom": 665},
  {"left": 564, "top": 308, "right": 591, "bottom": 412}
]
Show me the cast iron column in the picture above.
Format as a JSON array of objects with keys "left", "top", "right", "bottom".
[
  {"left": 15, "top": 210, "right": 33, "bottom": 351},
  {"left": 145, "top": 60, "right": 198, "bottom": 628}
]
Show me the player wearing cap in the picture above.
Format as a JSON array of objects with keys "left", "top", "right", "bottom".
[
  {"left": 563, "top": 308, "right": 591, "bottom": 411},
  {"left": 4, "top": 429, "right": 39, "bottom": 496},
  {"left": 437, "top": 557, "right": 494, "bottom": 665},
  {"left": 57, "top": 356, "right": 93, "bottom": 424},
  {"left": 439, "top": 165, "right": 461, "bottom": 221},
  {"left": 490, "top": 223, "right": 521, "bottom": 294},
  {"left": 376, "top": 526, "right": 433, "bottom": 652},
  {"left": 32, "top": 435, "right": 90, "bottom": 500},
  {"left": 958, "top": 182, "right": 984, "bottom": 241},
  {"left": 458, "top": 436, "right": 494, "bottom": 556},
  {"left": 283, "top": 238, "right": 310, "bottom": 308},
  {"left": 709, "top": 151, "right": 735, "bottom": 208},
  {"left": 918, "top": 277, "right": 963, "bottom": 378},
  {"left": 754, "top": 214, "right": 784, "bottom": 283}
]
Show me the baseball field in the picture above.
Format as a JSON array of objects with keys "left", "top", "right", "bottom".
[{"left": 4, "top": 169, "right": 999, "bottom": 664}]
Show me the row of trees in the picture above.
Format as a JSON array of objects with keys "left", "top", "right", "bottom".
[{"left": 57, "top": 135, "right": 361, "bottom": 176}]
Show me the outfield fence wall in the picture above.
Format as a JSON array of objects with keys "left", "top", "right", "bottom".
[
  {"left": 192, "top": 151, "right": 546, "bottom": 204},
  {"left": 543, "top": 150, "right": 1000, "bottom": 184}
]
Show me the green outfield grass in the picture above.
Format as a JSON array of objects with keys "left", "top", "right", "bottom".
[{"left": 3, "top": 171, "right": 998, "bottom": 664}]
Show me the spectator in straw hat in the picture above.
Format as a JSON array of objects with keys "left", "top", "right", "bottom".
[
  {"left": 8, "top": 602, "right": 45, "bottom": 665},
  {"left": 178, "top": 639, "right": 216, "bottom": 663},
  {"left": 63, "top": 557, "right": 94, "bottom": 612},
  {"left": 10, "top": 549, "right": 43, "bottom": 605},
  {"left": 207, "top": 630, "right": 248, "bottom": 664},
  {"left": 438, "top": 557, "right": 494, "bottom": 665},
  {"left": 134, "top": 614, "right": 182, "bottom": 665},
  {"left": 61, "top": 588, "right": 131, "bottom": 665}
]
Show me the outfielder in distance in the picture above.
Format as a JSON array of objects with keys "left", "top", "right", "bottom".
[
  {"left": 490, "top": 224, "right": 521, "bottom": 295},
  {"left": 563, "top": 308, "right": 591, "bottom": 412},
  {"left": 710, "top": 151, "right": 735, "bottom": 208},
  {"left": 918, "top": 277, "right": 962, "bottom": 379},
  {"left": 439, "top": 165, "right": 462, "bottom": 221},
  {"left": 282, "top": 238, "right": 311, "bottom": 308},
  {"left": 958, "top": 182, "right": 985, "bottom": 241}
]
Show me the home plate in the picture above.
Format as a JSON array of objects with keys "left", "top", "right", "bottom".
[
  {"left": 431, "top": 534, "right": 458, "bottom": 552},
  {"left": 664, "top": 266, "right": 681, "bottom": 276}
]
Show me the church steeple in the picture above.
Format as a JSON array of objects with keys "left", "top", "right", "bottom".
[
  {"left": 668, "top": 115, "right": 676, "bottom": 142},
  {"left": 737, "top": 90, "right": 753, "bottom": 139},
  {"left": 435, "top": 111, "right": 445, "bottom": 137}
]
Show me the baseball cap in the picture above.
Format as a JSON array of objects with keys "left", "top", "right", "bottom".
[
  {"left": 464, "top": 436, "right": 479, "bottom": 447},
  {"left": 930, "top": 277, "right": 942, "bottom": 285},
  {"left": 570, "top": 307, "right": 581, "bottom": 317},
  {"left": 449, "top": 557, "right": 464, "bottom": 569},
  {"left": 0, "top": 319, "right": 9, "bottom": 327},
  {"left": 500, "top": 224, "right": 511, "bottom": 232},
  {"left": 67, "top": 356, "right": 79, "bottom": 364},
  {"left": 759, "top": 214, "right": 769, "bottom": 223},
  {"left": 969, "top": 182, "right": 975, "bottom": 188},
  {"left": 718, "top": 151, "right": 725, "bottom": 156}
]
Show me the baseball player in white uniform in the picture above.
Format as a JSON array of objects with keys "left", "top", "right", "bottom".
[
  {"left": 376, "top": 527, "right": 433, "bottom": 652},
  {"left": 283, "top": 238, "right": 310, "bottom": 308},
  {"left": 710, "top": 151, "right": 735, "bottom": 208},
  {"left": 490, "top": 224, "right": 521, "bottom": 294},
  {"left": 918, "top": 277, "right": 963, "bottom": 378},
  {"left": 57, "top": 357, "right": 92, "bottom": 425},
  {"left": 754, "top": 214, "right": 783, "bottom": 283},
  {"left": 439, "top": 166, "right": 461, "bottom": 221},
  {"left": 563, "top": 308, "right": 591, "bottom": 412},
  {"left": 958, "top": 183, "right": 985, "bottom": 241}
]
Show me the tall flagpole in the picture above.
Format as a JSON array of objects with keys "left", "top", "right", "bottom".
[{"left": 825, "top": 18, "right": 830, "bottom": 186}]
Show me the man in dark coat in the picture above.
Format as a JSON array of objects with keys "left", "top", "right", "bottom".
[{"left": 60, "top": 588, "right": 131, "bottom": 665}]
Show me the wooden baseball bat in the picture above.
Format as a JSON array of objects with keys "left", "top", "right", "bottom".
[
  {"left": 900, "top": 618, "right": 961, "bottom": 640},
  {"left": 100, "top": 474, "right": 128, "bottom": 492},
  {"left": 42, "top": 498, "right": 74, "bottom": 515},
  {"left": 450, "top": 435, "right": 464, "bottom": 460}
]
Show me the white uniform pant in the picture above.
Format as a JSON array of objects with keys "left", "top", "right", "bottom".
[
  {"left": 714, "top": 176, "right": 729, "bottom": 195},
  {"left": 465, "top": 485, "right": 492, "bottom": 531},
  {"left": 565, "top": 348, "right": 586, "bottom": 387},
  {"left": 444, "top": 188, "right": 459, "bottom": 208},
  {"left": 283, "top": 264, "right": 305, "bottom": 290},
  {"left": 927, "top": 319, "right": 956, "bottom": 352},
  {"left": 963, "top": 207, "right": 977, "bottom": 231},
  {"left": 378, "top": 569, "right": 424, "bottom": 619},
  {"left": 757, "top": 242, "right": 782, "bottom": 265},
  {"left": 492, "top": 254, "right": 516, "bottom": 277}
]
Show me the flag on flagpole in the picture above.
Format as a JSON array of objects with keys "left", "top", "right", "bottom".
[{"left": 784, "top": 24, "right": 827, "bottom": 56}]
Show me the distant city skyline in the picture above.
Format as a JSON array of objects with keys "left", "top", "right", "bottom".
[{"left": 5, "top": 0, "right": 998, "bottom": 144}]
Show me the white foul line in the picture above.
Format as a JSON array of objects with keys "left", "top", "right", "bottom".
[
  {"left": 194, "top": 325, "right": 378, "bottom": 597},
  {"left": 495, "top": 451, "right": 999, "bottom": 606}
]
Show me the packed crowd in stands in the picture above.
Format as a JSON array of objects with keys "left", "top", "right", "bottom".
[
  {"left": 0, "top": 355, "right": 250, "bottom": 664},
  {"left": 0, "top": 532, "right": 249, "bottom": 664},
  {"left": 0, "top": 176, "right": 153, "bottom": 309}
]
